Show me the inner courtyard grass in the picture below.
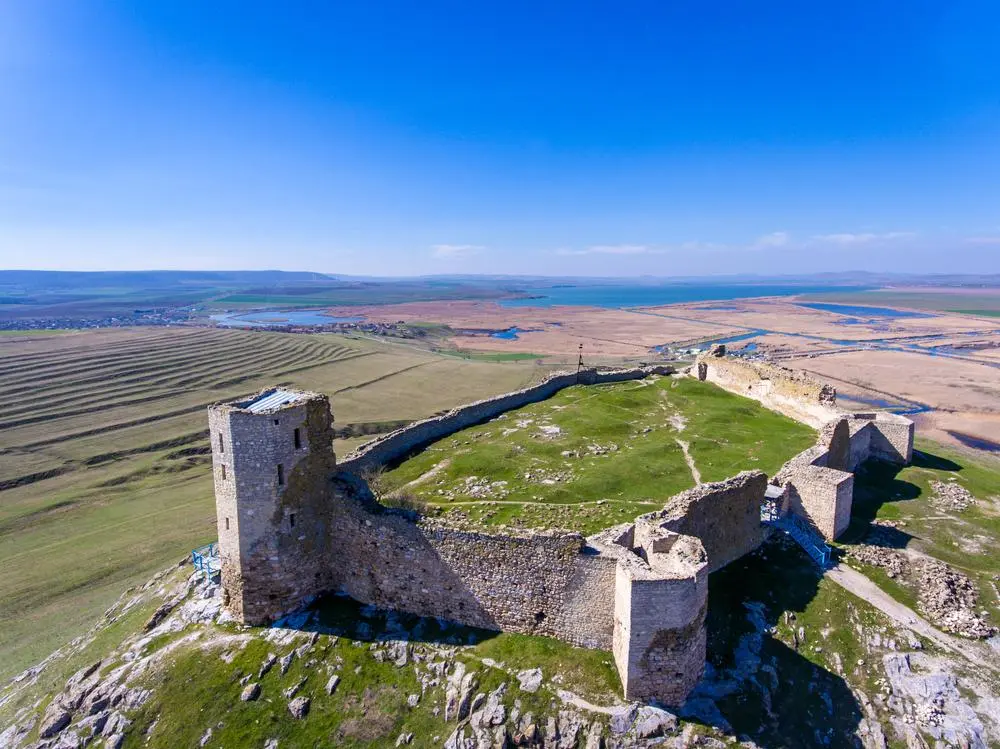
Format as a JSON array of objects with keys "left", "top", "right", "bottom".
[{"left": 379, "top": 376, "right": 817, "bottom": 534}]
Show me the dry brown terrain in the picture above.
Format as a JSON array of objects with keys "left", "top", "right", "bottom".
[
  {"left": 329, "top": 300, "right": 744, "bottom": 358},
  {"left": 329, "top": 296, "right": 1000, "bottom": 452}
]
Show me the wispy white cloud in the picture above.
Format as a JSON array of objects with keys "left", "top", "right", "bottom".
[
  {"left": 811, "top": 231, "right": 915, "bottom": 245},
  {"left": 430, "top": 244, "right": 485, "bottom": 259},
  {"left": 556, "top": 244, "right": 664, "bottom": 256},
  {"left": 965, "top": 236, "right": 1000, "bottom": 246},
  {"left": 752, "top": 231, "right": 790, "bottom": 248}
]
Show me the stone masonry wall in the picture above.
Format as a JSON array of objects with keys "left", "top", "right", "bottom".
[
  {"left": 339, "top": 365, "right": 673, "bottom": 475},
  {"left": 653, "top": 471, "right": 769, "bottom": 573},
  {"left": 210, "top": 391, "right": 337, "bottom": 624},
  {"left": 327, "top": 493, "right": 620, "bottom": 648},
  {"left": 696, "top": 351, "right": 839, "bottom": 428},
  {"left": 609, "top": 530, "right": 709, "bottom": 705}
]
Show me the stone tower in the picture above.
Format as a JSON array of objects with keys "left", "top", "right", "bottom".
[{"left": 208, "top": 388, "right": 336, "bottom": 624}]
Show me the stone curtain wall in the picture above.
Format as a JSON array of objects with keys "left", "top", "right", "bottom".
[
  {"left": 325, "top": 498, "right": 621, "bottom": 649},
  {"left": 696, "top": 351, "right": 839, "bottom": 428},
  {"left": 339, "top": 365, "right": 674, "bottom": 475},
  {"left": 654, "top": 471, "right": 769, "bottom": 572}
]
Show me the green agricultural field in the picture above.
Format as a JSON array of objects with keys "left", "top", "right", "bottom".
[
  {"left": 799, "top": 288, "right": 1000, "bottom": 315},
  {"left": 0, "top": 327, "right": 554, "bottom": 682},
  {"left": 378, "top": 377, "right": 817, "bottom": 534}
]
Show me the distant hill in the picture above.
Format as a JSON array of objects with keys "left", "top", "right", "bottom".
[{"left": 0, "top": 270, "right": 336, "bottom": 292}]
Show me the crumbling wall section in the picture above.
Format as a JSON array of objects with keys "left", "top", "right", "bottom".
[
  {"left": 653, "top": 471, "right": 769, "bottom": 572},
  {"left": 340, "top": 365, "right": 674, "bottom": 474},
  {"left": 696, "top": 349, "right": 839, "bottom": 428}
]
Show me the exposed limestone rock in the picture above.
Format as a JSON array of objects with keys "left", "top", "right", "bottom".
[
  {"left": 240, "top": 682, "right": 261, "bottom": 702},
  {"left": 258, "top": 653, "right": 277, "bottom": 678},
  {"left": 283, "top": 677, "right": 307, "bottom": 700},
  {"left": 278, "top": 651, "right": 295, "bottom": 675},
  {"left": 287, "top": 696, "right": 310, "bottom": 719},
  {"left": 516, "top": 668, "right": 542, "bottom": 693},
  {"left": 633, "top": 706, "right": 678, "bottom": 739},
  {"left": 325, "top": 674, "right": 341, "bottom": 695}
]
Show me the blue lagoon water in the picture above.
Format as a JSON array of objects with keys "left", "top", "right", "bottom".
[
  {"left": 500, "top": 284, "right": 872, "bottom": 309},
  {"left": 212, "top": 311, "right": 363, "bottom": 327},
  {"left": 797, "top": 302, "right": 931, "bottom": 319}
]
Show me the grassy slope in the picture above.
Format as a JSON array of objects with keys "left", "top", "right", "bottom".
[
  {"left": 380, "top": 376, "right": 817, "bottom": 534},
  {"left": 0, "top": 328, "right": 553, "bottom": 683},
  {"left": 840, "top": 438, "right": 1000, "bottom": 612}
]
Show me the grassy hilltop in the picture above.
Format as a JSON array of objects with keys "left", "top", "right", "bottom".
[{"left": 379, "top": 376, "right": 817, "bottom": 534}]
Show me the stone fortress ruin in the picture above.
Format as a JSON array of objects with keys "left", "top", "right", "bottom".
[{"left": 208, "top": 347, "right": 914, "bottom": 707}]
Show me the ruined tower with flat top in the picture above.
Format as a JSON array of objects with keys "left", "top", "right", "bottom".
[{"left": 208, "top": 388, "right": 336, "bottom": 623}]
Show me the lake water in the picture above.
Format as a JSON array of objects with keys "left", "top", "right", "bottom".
[
  {"left": 491, "top": 327, "right": 526, "bottom": 340},
  {"left": 499, "top": 284, "right": 872, "bottom": 308},
  {"left": 212, "top": 311, "right": 364, "bottom": 328},
  {"left": 797, "top": 302, "right": 931, "bottom": 319}
]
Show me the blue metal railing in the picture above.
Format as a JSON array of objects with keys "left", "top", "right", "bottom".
[
  {"left": 763, "top": 513, "right": 832, "bottom": 568},
  {"left": 191, "top": 541, "right": 221, "bottom": 581}
]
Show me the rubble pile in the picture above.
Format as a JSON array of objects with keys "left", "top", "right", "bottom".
[
  {"left": 929, "top": 480, "right": 976, "bottom": 512},
  {"left": 913, "top": 559, "right": 997, "bottom": 639}
]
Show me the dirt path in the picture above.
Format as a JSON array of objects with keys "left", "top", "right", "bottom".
[
  {"left": 675, "top": 438, "right": 701, "bottom": 484},
  {"left": 825, "top": 563, "right": 1000, "bottom": 676}
]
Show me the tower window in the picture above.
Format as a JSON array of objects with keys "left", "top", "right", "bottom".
[
  {"left": 225, "top": 517, "right": 230, "bottom": 531},
  {"left": 294, "top": 428, "right": 301, "bottom": 449},
  {"left": 274, "top": 419, "right": 280, "bottom": 426},
  {"left": 218, "top": 432, "right": 224, "bottom": 452},
  {"left": 277, "top": 464, "right": 284, "bottom": 486},
  {"left": 289, "top": 513, "right": 296, "bottom": 529},
  {"left": 221, "top": 464, "right": 227, "bottom": 480}
]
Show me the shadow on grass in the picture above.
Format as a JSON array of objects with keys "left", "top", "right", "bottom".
[
  {"left": 840, "top": 459, "right": 923, "bottom": 546},
  {"left": 686, "top": 538, "right": 865, "bottom": 749},
  {"left": 278, "top": 592, "right": 500, "bottom": 649}
]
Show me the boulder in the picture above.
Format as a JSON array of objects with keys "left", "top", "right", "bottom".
[
  {"left": 287, "top": 696, "right": 310, "bottom": 719},
  {"left": 240, "top": 683, "right": 261, "bottom": 702}
]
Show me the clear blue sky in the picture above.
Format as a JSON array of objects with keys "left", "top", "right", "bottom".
[{"left": 1, "top": 2, "right": 998, "bottom": 277}]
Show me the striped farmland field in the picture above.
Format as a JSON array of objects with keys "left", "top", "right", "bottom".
[{"left": 0, "top": 326, "right": 552, "bottom": 681}]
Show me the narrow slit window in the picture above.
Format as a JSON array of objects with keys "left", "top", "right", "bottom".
[
  {"left": 225, "top": 517, "right": 230, "bottom": 531},
  {"left": 221, "top": 464, "right": 227, "bottom": 480},
  {"left": 289, "top": 513, "right": 296, "bottom": 529},
  {"left": 273, "top": 419, "right": 280, "bottom": 426},
  {"left": 293, "top": 428, "right": 301, "bottom": 449},
  {"left": 277, "top": 464, "right": 284, "bottom": 486},
  {"left": 218, "top": 432, "right": 224, "bottom": 452}
]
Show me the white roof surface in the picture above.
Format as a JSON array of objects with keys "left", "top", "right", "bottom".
[{"left": 243, "top": 389, "right": 307, "bottom": 413}]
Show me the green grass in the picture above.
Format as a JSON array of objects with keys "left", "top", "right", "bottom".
[
  {"left": 0, "top": 327, "right": 553, "bottom": 683},
  {"left": 799, "top": 288, "right": 1000, "bottom": 314},
  {"left": 0, "top": 329, "right": 73, "bottom": 336},
  {"left": 841, "top": 438, "right": 1000, "bottom": 616},
  {"left": 443, "top": 349, "right": 545, "bottom": 362},
  {"left": 380, "top": 376, "right": 817, "bottom": 534},
  {"left": 948, "top": 308, "right": 1000, "bottom": 317},
  {"left": 122, "top": 593, "right": 620, "bottom": 749}
]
